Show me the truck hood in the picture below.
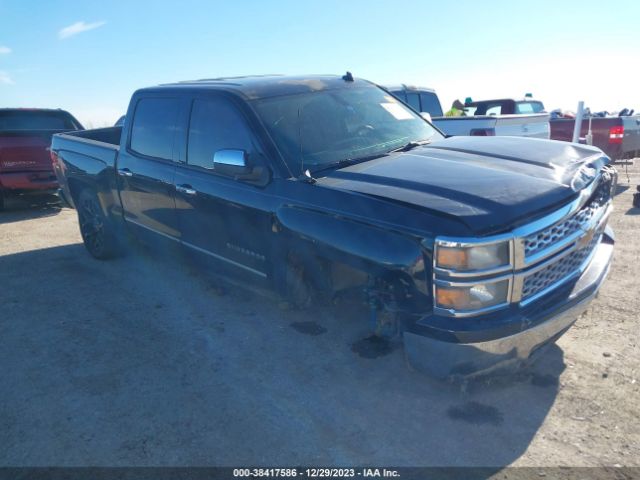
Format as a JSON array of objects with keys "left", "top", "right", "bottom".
[{"left": 316, "top": 136, "right": 607, "bottom": 235}]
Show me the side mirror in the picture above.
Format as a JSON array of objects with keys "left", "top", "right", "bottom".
[
  {"left": 213, "top": 149, "right": 251, "bottom": 176},
  {"left": 213, "top": 149, "right": 271, "bottom": 186},
  {"left": 420, "top": 112, "right": 432, "bottom": 122}
]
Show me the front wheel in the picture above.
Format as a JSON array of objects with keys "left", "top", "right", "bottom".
[{"left": 77, "top": 188, "right": 119, "bottom": 259}]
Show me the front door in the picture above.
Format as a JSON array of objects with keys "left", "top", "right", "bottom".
[{"left": 174, "top": 95, "right": 273, "bottom": 280}]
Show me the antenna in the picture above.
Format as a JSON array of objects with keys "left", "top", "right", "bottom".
[{"left": 342, "top": 71, "right": 354, "bottom": 82}]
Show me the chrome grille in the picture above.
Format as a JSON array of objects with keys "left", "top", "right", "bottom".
[
  {"left": 524, "top": 182, "right": 610, "bottom": 259},
  {"left": 524, "top": 204, "right": 597, "bottom": 257},
  {"left": 522, "top": 233, "right": 601, "bottom": 300},
  {"left": 432, "top": 169, "right": 615, "bottom": 317}
]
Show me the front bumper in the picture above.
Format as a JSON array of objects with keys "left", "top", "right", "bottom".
[{"left": 404, "top": 233, "right": 614, "bottom": 379}]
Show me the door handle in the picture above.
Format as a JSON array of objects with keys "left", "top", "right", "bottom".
[
  {"left": 176, "top": 184, "right": 197, "bottom": 195},
  {"left": 118, "top": 168, "right": 133, "bottom": 177}
]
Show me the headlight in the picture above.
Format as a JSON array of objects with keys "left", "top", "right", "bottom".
[
  {"left": 435, "top": 279, "right": 510, "bottom": 313},
  {"left": 435, "top": 240, "right": 510, "bottom": 272}
]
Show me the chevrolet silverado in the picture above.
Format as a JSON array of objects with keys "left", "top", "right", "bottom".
[{"left": 51, "top": 75, "right": 615, "bottom": 378}]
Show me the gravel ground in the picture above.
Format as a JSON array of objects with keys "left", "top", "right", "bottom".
[{"left": 0, "top": 162, "right": 638, "bottom": 468}]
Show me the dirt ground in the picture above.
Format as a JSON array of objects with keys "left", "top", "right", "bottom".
[{"left": 0, "top": 161, "right": 638, "bottom": 469}]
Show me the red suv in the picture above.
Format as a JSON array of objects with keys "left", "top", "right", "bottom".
[{"left": 0, "top": 108, "right": 83, "bottom": 210}]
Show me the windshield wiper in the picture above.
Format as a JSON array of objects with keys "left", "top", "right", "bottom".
[
  {"left": 389, "top": 139, "right": 432, "bottom": 153},
  {"left": 309, "top": 153, "right": 388, "bottom": 175}
]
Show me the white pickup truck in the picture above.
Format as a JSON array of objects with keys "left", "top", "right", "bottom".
[{"left": 385, "top": 85, "right": 550, "bottom": 139}]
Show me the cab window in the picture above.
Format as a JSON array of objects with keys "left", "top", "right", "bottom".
[
  {"left": 405, "top": 93, "right": 421, "bottom": 112},
  {"left": 130, "top": 97, "right": 181, "bottom": 160},
  {"left": 516, "top": 101, "right": 545, "bottom": 114},
  {"left": 187, "top": 97, "right": 255, "bottom": 170},
  {"left": 419, "top": 93, "right": 443, "bottom": 117},
  {"left": 390, "top": 91, "right": 406, "bottom": 103},
  {"left": 486, "top": 105, "right": 503, "bottom": 116}
]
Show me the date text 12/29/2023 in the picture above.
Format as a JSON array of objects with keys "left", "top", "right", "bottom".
[{"left": 233, "top": 468, "right": 400, "bottom": 478}]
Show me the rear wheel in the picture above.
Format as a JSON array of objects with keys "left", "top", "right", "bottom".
[{"left": 77, "top": 188, "right": 118, "bottom": 259}]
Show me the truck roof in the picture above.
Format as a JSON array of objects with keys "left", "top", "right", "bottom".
[
  {"left": 382, "top": 84, "right": 436, "bottom": 94},
  {"left": 146, "top": 74, "right": 373, "bottom": 100}
]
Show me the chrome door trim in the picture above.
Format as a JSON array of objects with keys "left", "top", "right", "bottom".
[
  {"left": 125, "top": 216, "right": 179, "bottom": 242},
  {"left": 181, "top": 239, "right": 267, "bottom": 278},
  {"left": 125, "top": 218, "right": 266, "bottom": 278}
]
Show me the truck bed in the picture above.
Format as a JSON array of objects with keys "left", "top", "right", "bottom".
[
  {"left": 51, "top": 127, "right": 122, "bottom": 208},
  {"left": 61, "top": 126, "right": 122, "bottom": 146},
  {"left": 433, "top": 113, "right": 550, "bottom": 139}
]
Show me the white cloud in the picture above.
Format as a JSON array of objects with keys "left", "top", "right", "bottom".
[
  {"left": 0, "top": 46, "right": 11, "bottom": 55},
  {"left": 0, "top": 71, "right": 14, "bottom": 85},
  {"left": 58, "top": 21, "right": 106, "bottom": 39}
]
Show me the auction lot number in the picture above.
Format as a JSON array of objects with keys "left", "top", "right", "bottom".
[{"left": 234, "top": 468, "right": 399, "bottom": 478}]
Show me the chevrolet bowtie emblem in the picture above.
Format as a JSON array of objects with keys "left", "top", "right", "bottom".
[{"left": 578, "top": 226, "right": 597, "bottom": 249}]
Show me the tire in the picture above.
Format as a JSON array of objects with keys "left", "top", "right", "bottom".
[
  {"left": 76, "top": 188, "right": 119, "bottom": 259},
  {"left": 0, "top": 190, "right": 4, "bottom": 212}
]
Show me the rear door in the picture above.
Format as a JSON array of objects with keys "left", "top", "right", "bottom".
[
  {"left": 174, "top": 94, "right": 272, "bottom": 280},
  {"left": 116, "top": 96, "right": 185, "bottom": 240}
]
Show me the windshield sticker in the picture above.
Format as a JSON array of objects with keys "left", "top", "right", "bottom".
[{"left": 381, "top": 102, "right": 413, "bottom": 120}]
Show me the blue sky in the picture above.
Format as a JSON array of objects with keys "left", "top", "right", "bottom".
[{"left": 1, "top": 0, "right": 638, "bottom": 126}]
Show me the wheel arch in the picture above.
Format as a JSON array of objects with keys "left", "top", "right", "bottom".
[{"left": 273, "top": 205, "right": 431, "bottom": 310}]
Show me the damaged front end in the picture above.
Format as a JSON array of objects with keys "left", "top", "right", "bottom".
[{"left": 402, "top": 164, "right": 616, "bottom": 379}]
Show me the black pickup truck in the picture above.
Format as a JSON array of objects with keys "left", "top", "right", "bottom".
[{"left": 51, "top": 75, "right": 616, "bottom": 378}]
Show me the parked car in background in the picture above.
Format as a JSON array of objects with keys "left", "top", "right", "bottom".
[
  {"left": 385, "top": 85, "right": 550, "bottom": 139},
  {"left": 550, "top": 115, "right": 640, "bottom": 161},
  {"left": 52, "top": 74, "right": 615, "bottom": 379},
  {"left": 0, "top": 108, "right": 83, "bottom": 210}
]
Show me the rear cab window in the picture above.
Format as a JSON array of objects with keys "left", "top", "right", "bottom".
[
  {"left": 0, "top": 110, "right": 80, "bottom": 130},
  {"left": 389, "top": 90, "right": 443, "bottom": 117},
  {"left": 468, "top": 100, "right": 516, "bottom": 115},
  {"left": 129, "top": 97, "right": 182, "bottom": 160},
  {"left": 516, "top": 101, "right": 545, "bottom": 114},
  {"left": 486, "top": 105, "right": 503, "bottom": 116},
  {"left": 419, "top": 92, "right": 443, "bottom": 117},
  {"left": 390, "top": 91, "right": 406, "bottom": 103},
  {"left": 405, "top": 93, "right": 421, "bottom": 112}
]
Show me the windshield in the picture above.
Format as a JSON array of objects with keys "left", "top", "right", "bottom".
[
  {"left": 253, "top": 85, "right": 443, "bottom": 175},
  {"left": 0, "top": 110, "right": 80, "bottom": 130}
]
